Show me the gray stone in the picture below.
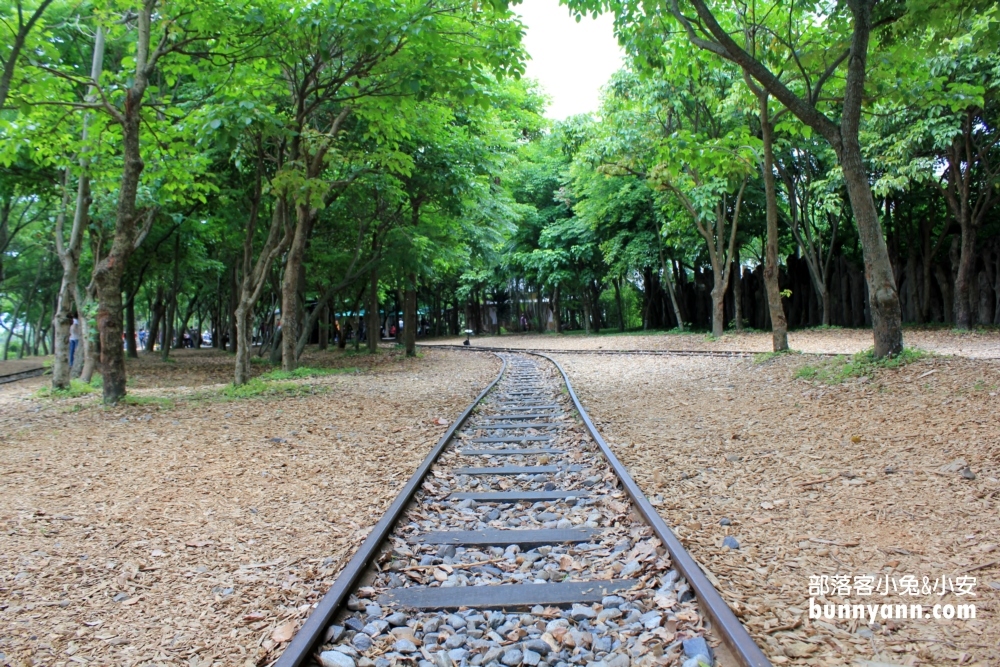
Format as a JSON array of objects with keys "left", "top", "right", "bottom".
[
  {"left": 320, "top": 651, "right": 357, "bottom": 667},
  {"left": 524, "top": 640, "right": 551, "bottom": 656},
  {"left": 395, "top": 639, "right": 418, "bottom": 653},
  {"left": 570, "top": 604, "right": 597, "bottom": 621},
  {"left": 325, "top": 625, "right": 345, "bottom": 643},
  {"left": 346, "top": 596, "right": 364, "bottom": 611},
  {"left": 375, "top": 659, "right": 391, "bottom": 667},
  {"left": 353, "top": 634, "right": 374, "bottom": 651},
  {"left": 856, "top": 628, "right": 874, "bottom": 638},
  {"left": 448, "top": 614, "right": 468, "bottom": 629},
  {"left": 346, "top": 617, "right": 366, "bottom": 632},
  {"left": 601, "top": 595, "right": 625, "bottom": 609},
  {"left": 366, "top": 604, "right": 383, "bottom": 618},
  {"left": 722, "top": 536, "right": 740, "bottom": 550},
  {"left": 596, "top": 609, "right": 621, "bottom": 624},
  {"left": 639, "top": 612, "right": 662, "bottom": 630},
  {"left": 718, "top": 518, "right": 731, "bottom": 526},
  {"left": 681, "top": 637, "right": 713, "bottom": 664},
  {"left": 592, "top": 636, "right": 612, "bottom": 654},
  {"left": 962, "top": 467, "right": 977, "bottom": 480},
  {"left": 445, "top": 633, "right": 467, "bottom": 650},
  {"left": 556, "top": 519, "right": 573, "bottom": 530},
  {"left": 606, "top": 654, "right": 629, "bottom": 667},
  {"left": 438, "top": 545, "right": 458, "bottom": 559},
  {"left": 435, "top": 653, "right": 455, "bottom": 667},
  {"left": 522, "top": 650, "right": 541, "bottom": 666},
  {"left": 336, "top": 646, "right": 360, "bottom": 658},
  {"left": 501, "top": 649, "right": 523, "bottom": 666},
  {"left": 619, "top": 561, "right": 641, "bottom": 578},
  {"left": 113, "top": 593, "right": 129, "bottom": 602},
  {"left": 483, "top": 647, "right": 503, "bottom": 665},
  {"left": 421, "top": 555, "right": 438, "bottom": 566},
  {"left": 363, "top": 621, "right": 388, "bottom": 636},
  {"left": 488, "top": 509, "right": 501, "bottom": 521},
  {"left": 424, "top": 617, "right": 442, "bottom": 633},
  {"left": 386, "top": 612, "right": 408, "bottom": 627},
  {"left": 681, "top": 658, "right": 710, "bottom": 667},
  {"left": 449, "top": 649, "right": 470, "bottom": 662}
]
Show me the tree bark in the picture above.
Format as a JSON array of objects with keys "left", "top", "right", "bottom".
[
  {"left": 404, "top": 273, "right": 417, "bottom": 356},
  {"left": 367, "top": 267, "right": 380, "bottom": 353},
  {"left": 756, "top": 91, "right": 788, "bottom": 350},
  {"left": 52, "top": 27, "right": 104, "bottom": 388},
  {"left": 146, "top": 285, "right": 164, "bottom": 353},
  {"left": 91, "top": 3, "right": 161, "bottom": 403}
]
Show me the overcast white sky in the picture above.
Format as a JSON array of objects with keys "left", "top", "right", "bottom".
[{"left": 515, "top": 1, "right": 624, "bottom": 120}]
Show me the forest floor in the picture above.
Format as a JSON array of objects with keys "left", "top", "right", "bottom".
[
  {"left": 2, "top": 329, "right": 998, "bottom": 667},
  {"left": 0, "top": 347, "right": 501, "bottom": 667},
  {"left": 548, "top": 347, "right": 1000, "bottom": 666},
  {"left": 424, "top": 325, "right": 1000, "bottom": 358}
]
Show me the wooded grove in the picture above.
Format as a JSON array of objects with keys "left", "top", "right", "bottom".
[{"left": 1, "top": 0, "right": 998, "bottom": 403}]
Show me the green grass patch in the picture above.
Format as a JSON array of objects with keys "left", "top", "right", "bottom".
[
  {"left": 259, "top": 366, "right": 357, "bottom": 381},
  {"left": 794, "top": 347, "right": 931, "bottom": 383},
  {"left": 250, "top": 356, "right": 271, "bottom": 365},
  {"left": 121, "top": 395, "right": 175, "bottom": 409},
  {"left": 35, "top": 379, "right": 98, "bottom": 399},
  {"left": 753, "top": 349, "right": 800, "bottom": 364}
]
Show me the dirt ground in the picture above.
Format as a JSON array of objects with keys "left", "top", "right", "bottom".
[
  {"left": 0, "top": 347, "right": 500, "bottom": 667},
  {"left": 425, "top": 326, "right": 1000, "bottom": 358},
  {"left": 552, "top": 350, "right": 1000, "bottom": 666}
]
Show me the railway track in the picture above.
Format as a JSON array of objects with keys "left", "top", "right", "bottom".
[{"left": 276, "top": 352, "right": 769, "bottom": 667}]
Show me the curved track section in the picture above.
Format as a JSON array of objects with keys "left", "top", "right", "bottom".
[{"left": 276, "top": 353, "right": 769, "bottom": 667}]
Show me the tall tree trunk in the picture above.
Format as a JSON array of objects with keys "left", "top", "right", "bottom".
[
  {"left": 404, "top": 273, "right": 417, "bottom": 356},
  {"left": 710, "top": 268, "right": 726, "bottom": 338},
  {"left": 53, "top": 27, "right": 105, "bottom": 388},
  {"left": 146, "top": 286, "right": 164, "bottom": 353},
  {"left": 953, "top": 221, "right": 977, "bottom": 328},
  {"left": 92, "top": 4, "right": 160, "bottom": 403},
  {"left": 367, "top": 267, "right": 379, "bottom": 353},
  {"left": 318, "top": 303, "right": 328, "bottom": 350},
  {"left": 552, "top": 285, "right": 561, "bottom": 333},
  {"left": 161, "top": 235, "right": 180, "bottom": 360},
  {"left": 281, "top": 205, "right": 315, "bottom": 371},
  {"left": 733, "top": 255, "right": 743, "bottom": 333},
  {"left": 756, "top": 91, "right": 788, "bottom": 350},
  {"left": 125, "top": 298, "right": 138, "bottom": 358},
  {"left": 614, "top": 277, "right": 625, "bottom": 331}
]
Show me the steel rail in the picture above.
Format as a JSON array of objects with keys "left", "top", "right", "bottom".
[
  {"left": 274, "top": 355, "right": 509, "bottom": 667},
  {"left": 532, "top": 351, "right": 772, "bottom": 667},
  {"left": 0, "top": 367, "right": 45, "bottom": 385}
]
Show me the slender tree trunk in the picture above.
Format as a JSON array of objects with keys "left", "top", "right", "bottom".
[
  {"left": 954, "top": 221, "right": 977, "bottom": 329},
  {"left": 318, "top": 303, "right": 328, "bottom": 350},
  {"left": 161, "top": 235, "right": 180, "bottom": 360},
  {"left": 710, "top": 268, "right": 726, "bottom": 338},
  {"left": 125, "top": 298, "right": 138, "bottom": 358},
  {"left": 146, "top": 286, "right": 164, "bottom": 353},
  {"left": 733, "top": 255, "right": 743, "bottom": 333},
  {"left": 52, "top": 174, "right": 77, "bottom": 388},
  {"left": 552, "top": 285, "right": 561, "bottom": 333},
  {"left": 234, "top": 304, "right": 253, "bottom": 385},
  {"left": 367, "top": 267, "right": 379, "bottom": 353},
  {"left": 757, "top": 92, "right": 789, "bottom": 350},
  {"left": 614, "top": 277, "right": 625, "bottom": 331},
  {"left": 404, "top": 273, "right": 417, "bottom": 356}
]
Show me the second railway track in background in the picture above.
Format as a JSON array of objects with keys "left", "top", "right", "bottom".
[{"left": 276, "top": 353, "right": 770, "bottom": 667}]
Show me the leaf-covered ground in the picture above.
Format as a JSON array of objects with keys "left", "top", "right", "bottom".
[
  {"left": 426, "top": 326, "right": 1000, "bottom": 358},
  {"left": 0, "top": 347, "right": 500, "bottom": 667},
  {"left": 555, "top": 350, "right": 999, "bottom": 666}
]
